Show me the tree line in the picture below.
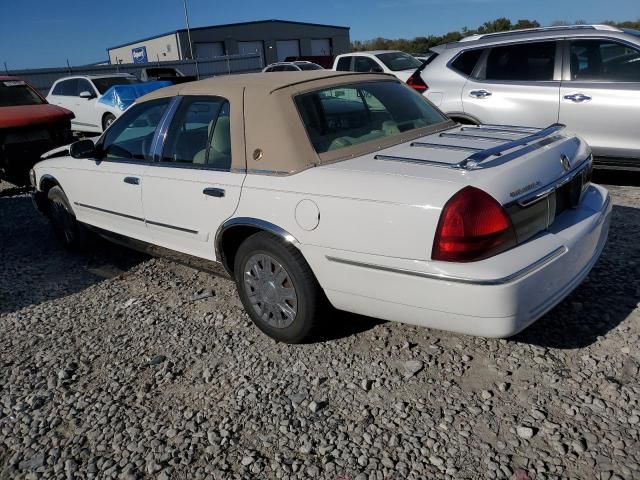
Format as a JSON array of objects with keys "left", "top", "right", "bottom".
[{"left": 351, "top": 18, "right": 640, "bottom": 54}]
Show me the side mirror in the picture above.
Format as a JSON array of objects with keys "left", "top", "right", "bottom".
[
  {"left": 372, "top": 66, "right": 384, "bottom": 73},
  {"left": 79, "top": 91, "right": 95, "bottom": 99},
  {"left": 69, "top": 139, "right": 97, "bottom": 159}
]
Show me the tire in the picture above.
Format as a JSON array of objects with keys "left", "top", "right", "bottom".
[
  {"left": 102, "top": 113, "right": 116, "bottom": 131},
  {"left": 234, "top": 232, "right": 324, "bottom": 343},
  {"left": 47, "top": 186, "right": 91, "bottom": 250}
]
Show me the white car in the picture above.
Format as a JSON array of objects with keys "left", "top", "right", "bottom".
[
  {"left": 333, "top": 51, "right": 425, "bottom": 84},
  {"left": 263, "top": 61, "right": 323, "bottom": 72},
  {"left": 31, "top": 71, "right": 610, "bottom": 344},
  {"left": 46, "top": 74, "right": 140, "bottom": 133}
]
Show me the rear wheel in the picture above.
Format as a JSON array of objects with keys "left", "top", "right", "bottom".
[
  {"left": 234, "top": 232, "right": 324, "bottom": 343},
  {"left": 47, "top": 186, "right": 91, "bottom": 250},
  {"left": 102, "top": 113, "right": 116, "bottom": 131}
]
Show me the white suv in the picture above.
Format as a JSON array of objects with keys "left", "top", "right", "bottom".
[
  {"left": 418, "top": 25, "right": 640, "bottom": 170},
  {"left": 47, "top": 74, "right": 139, "bottom": 133}
]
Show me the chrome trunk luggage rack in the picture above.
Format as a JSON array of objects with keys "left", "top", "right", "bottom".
[{"left": 375, "top": 123, "right": 566, "bottom": 170}]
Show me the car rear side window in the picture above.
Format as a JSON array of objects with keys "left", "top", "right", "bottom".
[
  {"left": 52, "top": 79, "right": 78, "bottom": 96},
  {"left": 569, "top": 39, "right": 640, "bottom": 82},
  {"left": 295, "top": 80, "right": 448, "bottom": 154},
  {"left": 485, "top": 42, "right": 556, "bottom": 81},
  {"left": 162, "top": 96, "right": 231, "bottom": 170},
  {"left": 336, "top": 57, "right": 352, "bottom": 71},
  {"left": 450, "top": 49, "right": 484, "bottom": 77}
]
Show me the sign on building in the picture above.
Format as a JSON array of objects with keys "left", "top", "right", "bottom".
[{"left": 132, "top": 46, "right": 148, "bottom": 64}]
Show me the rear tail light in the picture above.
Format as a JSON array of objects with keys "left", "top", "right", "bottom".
[
  {"left": 432, "top": 186, "right": 516, "bottom": 262},
  {"left": 407, "top": 71, "right": 428, "bottom": 93}
]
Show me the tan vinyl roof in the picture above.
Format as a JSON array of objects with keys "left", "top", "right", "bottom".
[{"left": 138, "top": 71, "right": 452, "bottom": 174}]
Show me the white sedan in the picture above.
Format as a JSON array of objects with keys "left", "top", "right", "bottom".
[{"left": 31, "top": 71, "right": 611, "bottom": 343}]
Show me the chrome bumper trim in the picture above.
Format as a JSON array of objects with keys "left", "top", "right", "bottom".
[{"left": 326, "top": 246, "right": 568, "bottom": 286}]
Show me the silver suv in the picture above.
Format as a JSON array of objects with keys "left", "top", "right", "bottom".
[{"left": 419, "top": 25, "right": 640, "bottom": 170}]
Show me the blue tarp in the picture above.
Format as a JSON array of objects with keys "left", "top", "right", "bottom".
[{"left": 97, "top": 81, "right": 172, "bottom": 111}]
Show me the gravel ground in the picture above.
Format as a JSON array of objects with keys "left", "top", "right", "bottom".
[{"left": 1, "top": 175, "right": 639, "bottom": 480}]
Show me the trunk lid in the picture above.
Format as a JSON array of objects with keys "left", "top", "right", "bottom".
[{"left": 331, "top": 123, "right": 592, "bottom": 206}]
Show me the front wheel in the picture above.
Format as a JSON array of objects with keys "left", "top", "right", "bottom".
[
  {"left": 102, "top": 113, "right": 116, "bottom": 131},
  {"left": 47, "top": 186, "right": 91, "bottom": 250},
  {"left": 234, "top": 232, "right": 324, "bottom": 343}
]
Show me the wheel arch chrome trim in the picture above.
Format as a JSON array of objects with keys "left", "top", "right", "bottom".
[
  {"left": 214, "top": 217, "right": 299, "bottom": 274},
  {"left": 325, "top": 246, "right": 568, "bottom": 286}
]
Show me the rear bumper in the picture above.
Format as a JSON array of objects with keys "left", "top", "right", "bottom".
[{"left": 304, "top": 184, "right": 611, "bottom": 337}]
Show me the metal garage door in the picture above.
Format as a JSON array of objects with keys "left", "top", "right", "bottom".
[
  {"left": 238, "top": 41, "right": 265, "bottom": 66},
  {"left": 311, "top": 39, "right": 331, "bottom": 56},
  {"left": 195, "top": 42, "right": 224, "bottom": 59},
  {"left": 276, "top": 40, "right": 300, "bottom": 62}
]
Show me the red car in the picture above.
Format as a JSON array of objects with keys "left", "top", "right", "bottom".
[{"left": 0, "top": 76, "right": 74, "bottom": 185}]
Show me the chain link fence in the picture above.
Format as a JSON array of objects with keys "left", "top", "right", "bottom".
[{"left": 6, "top": 54, "right": 262, "bottom": 95}]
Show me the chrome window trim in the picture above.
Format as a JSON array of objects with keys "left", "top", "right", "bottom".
[{"left": 326, "top": 246, "right": 568, "bottom": 286}]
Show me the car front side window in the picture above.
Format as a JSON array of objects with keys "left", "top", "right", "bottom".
[
  {"left": 161, "top": 96, "right": 231, "bottom": 170},
  {"left": 484, "top": 41, "right": 556, "bottom": 81},
  {"left": 100, "top": 99, "right": 171, "bottom": 162},
  {"left": 569, "top": 39, "right": 640, "bottom": 82}
]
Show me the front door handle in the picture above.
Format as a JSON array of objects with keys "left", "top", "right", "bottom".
[
  {"left": 123, "top": 176, "right": 140, "bottom": 185},
  {"left": 469, "top": 89, "right": 492, "bottom": 99},
  {"left": 564, "top": 93, "right": 592, "bottom": 103},
  {"left": 203, "top": 187, "right": 225, "bottom": 198}
]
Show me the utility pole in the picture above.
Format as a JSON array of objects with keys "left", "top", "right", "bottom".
[{"left": 182, "top": 0, "right": 200, "bottom": 79}]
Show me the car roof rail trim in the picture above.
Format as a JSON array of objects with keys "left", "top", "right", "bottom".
[{"left": 459, "top": 24, "right": 622, "bottom": 42}]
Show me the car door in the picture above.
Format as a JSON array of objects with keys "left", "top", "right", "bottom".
[
  {"left": 461, "top": 41, "right": 561, "bottom": 127},
  {"left": 142, "top": 96, "right": 244, "bottom": 260},
  {"left": 67, "top": 98, "right": 172, "bottom": 242},
  {"left": 73, "top": 78, "right": 100, "bottom": 132},
  {"left": 48, "top": 78, "right": 77, "bottom": 116},
  {"left": 559, "top": 37, "right": 640, "bottom": 159}
]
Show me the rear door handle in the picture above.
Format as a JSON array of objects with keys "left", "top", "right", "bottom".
[
  {"left": 564, "top": 93, "right": 592, "bottom": 103},
  {"left": 203, "top": 187, "right": 225, "bottom": 198},
  {"left": 123, "top": 176, "right": 140, "bottom": 185},
  {"left": 469, "top": 90, "right": 492, "bottom": 99}
]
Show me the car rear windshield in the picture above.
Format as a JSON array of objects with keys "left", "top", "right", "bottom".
[
  {"left": 376, "top": 52, "right": 423, "bottom": 71},
  {"left": 93, "top": 77, "right": 139, "bottom": 94},
  {"left": 295, "top": 80, "right": 448, "bottom": 154},
  {"left": 296, "top": 63, "right": 323, "bottom": 70},
  {"left": 0, "top": 80, "right": 44, "bottom": 107}
]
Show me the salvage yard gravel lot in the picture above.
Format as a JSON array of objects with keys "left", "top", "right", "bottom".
[{"left": 1, "top": 177, "right": 639, "bottom": 480}]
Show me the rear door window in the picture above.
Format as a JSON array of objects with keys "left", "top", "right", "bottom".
[
  {"left": 162, "top": 97, "right": 231, "bottom": 170},
  {"left": 569, "top": 39, "right": 640, "bottom": 82},
  {"left": 335, "top": 56, "right": 352, "bottom": 71},
  {"left": 485, "top": 42, "right": 556, "bottom": 81},
  {"left": 53, "top": 79, "right": 78, "bottom": 96},
  {"left": 450, "top": 49, "right": 484, "bottom": 77}
]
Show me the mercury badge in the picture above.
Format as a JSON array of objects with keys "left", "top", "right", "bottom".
[{"left": 560, "top": 154, "right": 571, "bottom": 172}]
